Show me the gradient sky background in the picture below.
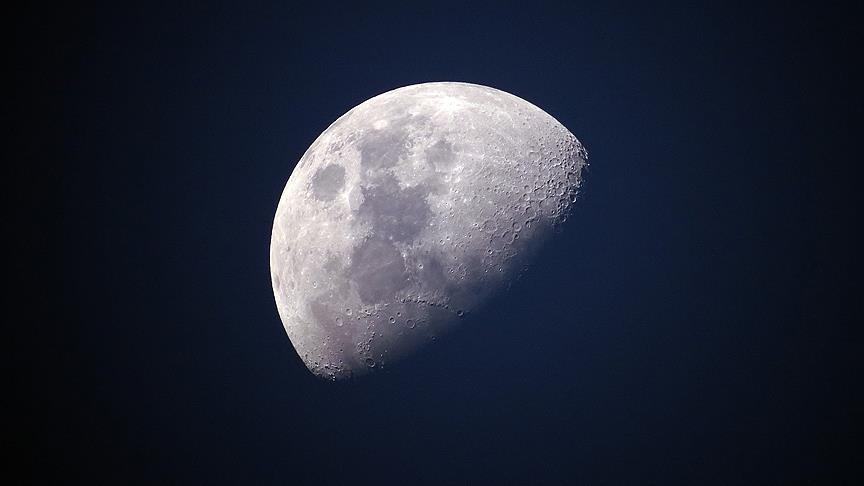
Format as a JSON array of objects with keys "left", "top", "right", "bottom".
[{"left": 19, "top": 1, "right": 860, "bottom": 484}]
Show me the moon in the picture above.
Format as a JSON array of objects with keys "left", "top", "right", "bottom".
[{"left": 270, "top": 82, "right": 587, "bottom": 380}]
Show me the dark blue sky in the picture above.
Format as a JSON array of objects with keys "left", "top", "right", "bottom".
[{"left": 19, "top": 1, "right": 860, "bottom": 484}]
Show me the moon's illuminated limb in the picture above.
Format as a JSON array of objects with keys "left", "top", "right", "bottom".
[{"left": 270, "top": 82, "right": 587, "bottom": 380}]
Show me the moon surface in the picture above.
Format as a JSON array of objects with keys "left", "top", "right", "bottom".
[{"left": 270, "top": 82, "right": 587, "bottom": 380}]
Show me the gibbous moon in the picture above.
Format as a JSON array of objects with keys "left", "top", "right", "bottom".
[{"left": 270, "top": 82, "right": 587, "bottom": 380}]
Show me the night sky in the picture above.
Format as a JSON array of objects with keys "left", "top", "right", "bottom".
[{"left": 19, "top": 2, "right": 860, "bottom": 484}]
